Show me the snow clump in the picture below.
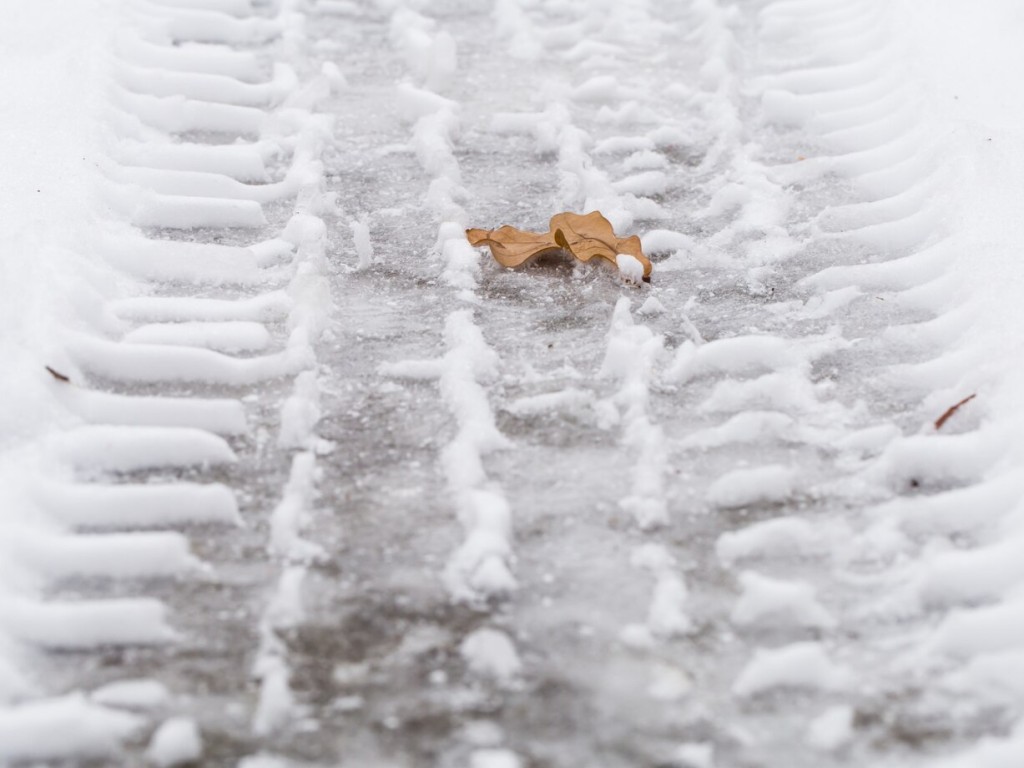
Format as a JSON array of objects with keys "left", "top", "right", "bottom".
[
  {"left": 616, "top": 253, "right": 645, "bottom": 283},
  {"left": 145, "top": 717, "right": 202, "bottom": 767}
]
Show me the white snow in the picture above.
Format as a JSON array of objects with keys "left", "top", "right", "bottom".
[
  {"left": 646, "top": 662, "right": 692, "bottom": 702},
  {"left": 716, "top": 517, "right": 822, "bottom": 566},
  {"left": 460, "top": 628, "right": 522, "bottom": 685},
  {"left": 123, "top": 321, "right": 270, "bottom": 352},
  {"left": 731, "top": 571, "right": 835, "bottom": 629},
  {"left": 470, "top": 748, "right": 523, "bottom": 768},
  {"left": 732, "top": 642, "right": 852, "bottom": 698},
  {"left": 40, "top": 482, "right": 241, "bottom": 529},
  {"left": 673, "top": 742, "right": 715, "bottom": 768},
  {"left": 237, "top": 755, "right": 289, "bottom": 768},
  {"left": 91, "top": 679, "right": 170, "bottom": 711},
  {"left": 805, "top": 705, "right": 854, "bottom": 752},
  {"left": 705, "top": 464, "right": 797, "bottom": 509},
  {"left": 5, "top": 0, "right": 1024, "bottom": 763},
  {"left": 0, "top": 694, "right": 144, "bottom": 763},
  {"left": 146, "top": 717, "right": 202, "bottom": 767},
  {"left": 679, "top": 411, "right": 796, "bottom": 450},
  {"left": 505, "top": 388, "right": 594, "bottom": 419},
  {"left": 350, "top": 217, "right": 374, "bottom": 269},
  {"left": 615, "top": 253, "right": 646, "bottom": 284}
]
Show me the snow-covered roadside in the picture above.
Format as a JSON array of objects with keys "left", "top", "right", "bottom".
[
  {"left": 0, "top": 3, "right": 124, "bottom": 448},
  {"left": 0, "top": 0, "right": 146, "bottom": 747},
  {"left": 1, "top": 0, "right": 338, "bottom": 760},
  {"left": 896, "top": 1, "right": 1024, "bottom": 451},
  {"left": 884, "top": 2, "right": 1024, "bottom": 764}
]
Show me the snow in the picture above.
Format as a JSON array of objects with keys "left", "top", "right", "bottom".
[
  {"left": 386, "top": 310, "right": 516, "bottom": 603},
  {"left": 40, "top": 482, "right": 241, "bottom": 529},
  {"left": 91, "top": 679, "right": 170, "bottom": 711},
  {"left": 628, "top": 544, "right": 693, "bottom": 640},
  {"left": 731, "top": 571, "right": 835, "bottom": 629},
  {"left": 732, "top": 642, "right": 853, "bottom": 698},
  {"left": 0, "top": 694, "right": 143, "bottom": 763},
  {"left": 460, "top": 628, "right": 522, "bottom": 685},
  {"left": 1, "top": 597, "right": 177, "bottom": 649},
  {"left": 268, "top": 452, "right": 324, "bottom": 562},
  {"left": 805, "top": 705, "right": 854, "bottom": 753},
  {"left": 641, "top": 661, "right": 689, "bottom": 702},
  {"left": 705, "top": 464, "right": 797, "bottom": 509},
  {"left": 470, "top": 748, "right": 523, "bottom": 768},
  {"left": 673, "top": 742, "right": 715, "bottom": 768},
  {"left": 237, "top": 755, "right": 289, "bottom": 768},
  {"left": 716, "top": 518, "right": 828, "bottom": 568},
  {"left": 146, "top": 717, "right": 202, "bottom": 767},
  {"left": 636, "top": 296, "right": 666, "bottom": 317},
  {"left": 350, "top": 217, "right": 374, "bottom": 269},
  {"left": 615, "top": 253, "right": 646, "bottom": 284},
  {"left": 4, "top": 0, "right": 1024, "bottom": 763}
]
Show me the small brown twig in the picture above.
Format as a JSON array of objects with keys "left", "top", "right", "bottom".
[
  {"left": 934, "top": 394, "right": 976, "bottom": 431},
  {"left": 44, "top": 366, "right": 70, "bottom": 383}
]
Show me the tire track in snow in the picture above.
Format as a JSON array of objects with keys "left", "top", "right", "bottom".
[
  {"left": 379, "top": 6, "right": 526, "bottom": 766},
  {"left": 458, "top": 1, "right": 724, "bottom": 764},
  {"left": 761, "top": 2, "right": 1024, "bottom": 764},
  {"left": 700, "top": 0, "right": 992, "bottom": 763},
  {"left": 0, "top": 0, "right": 338, "bottom": 763},
  {"left": 467, "top": 0, "right": 979, "bottom": 765},
  {"left": 2, "top": 0, "right": 997, "bottom": 765}
]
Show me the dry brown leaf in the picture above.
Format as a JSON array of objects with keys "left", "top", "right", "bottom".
[
  {"left": 467, "top": 211, "right": 652, "bottom": 282},
  {"left": 465, "top": 225, "right": 561, "bottom": 267},
  {"left": 550, "top": 211, "right": 651, "bottom": 280}
]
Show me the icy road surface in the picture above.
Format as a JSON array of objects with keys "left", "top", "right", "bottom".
[{"left": 3, "top": 0, "right": 1024, "bottom": 766}]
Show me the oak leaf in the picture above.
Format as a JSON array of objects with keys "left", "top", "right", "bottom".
[
  {"left": 467, "top": 211, "right": 652, "bottom": 282},
  {"left": 464, "top": 225, "right": 561, "bottom": 267}
]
